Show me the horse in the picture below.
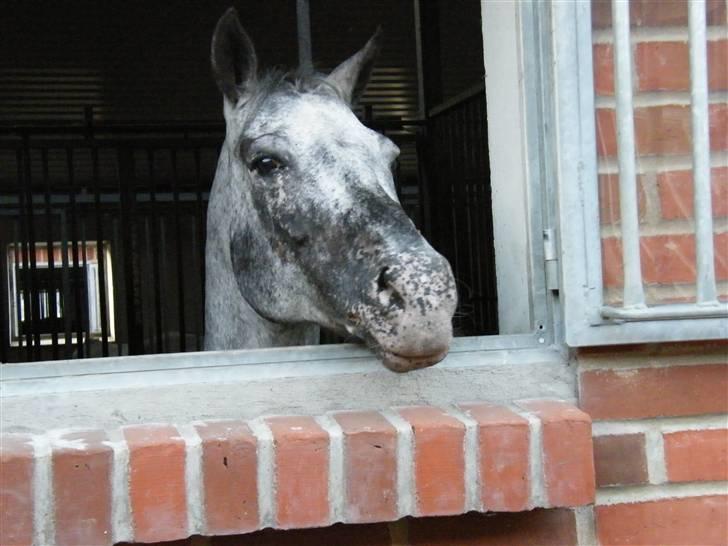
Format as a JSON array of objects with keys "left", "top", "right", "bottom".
[{"left": 204, "top": 8, "right": 457, "bottom": 372}]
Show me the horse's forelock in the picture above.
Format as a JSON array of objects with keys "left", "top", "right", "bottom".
[{"left": 235, "top": 69, "right": 344, "bottom": 125}]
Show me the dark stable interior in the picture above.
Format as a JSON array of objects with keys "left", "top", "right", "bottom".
[{"left": 0, "top": 0, "right": 496, "bottom": 362}]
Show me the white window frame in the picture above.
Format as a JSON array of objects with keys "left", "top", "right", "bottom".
[
  {"left": 2, "top": 1, "right": 579, "bottom": 421},
  {"left": 554, "top": 0, "right": 728, "bottom": 347}
]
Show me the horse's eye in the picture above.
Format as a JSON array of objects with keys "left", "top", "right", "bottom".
[{"left": 250, "top": 155, "right": 284, "bottom": 176}]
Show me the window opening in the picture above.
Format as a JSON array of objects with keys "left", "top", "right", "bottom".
[{"left": 1, "top": 1, "right": 531, "bottom": 363}]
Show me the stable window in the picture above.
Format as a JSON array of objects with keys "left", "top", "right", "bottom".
[{"left": 0, "top": 0, "right": 557, "bottom": 370}]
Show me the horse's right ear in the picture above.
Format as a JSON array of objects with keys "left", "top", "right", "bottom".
[{"left": 211, "top": 7, "right": 258, "bottom": 104}]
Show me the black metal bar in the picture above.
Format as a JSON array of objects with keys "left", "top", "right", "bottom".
[
  {"left": 20, "top": 140, "right": 40, "bottom": 361},
  {"left": 80, "top": 208, "right": 90, "bottom": 351},
  {"left": 66, "top": 147, "right": 84, "bottom": 357},
  {"left": 468, "top": 99, "right": 486, "bottom": 332},
  {"left": 16, "top": 146, "right": 33, "bottom": 361},
  {"left": 117, "top": 146, "right": 143, "bottom": 355},
  {"left": 12, "top": 224, "right": 25, "bottom": 354},
  {"left": 194, "top": 149, "right": 206, "bottom": 351},
  {"left": 170, "top": 149, "right": 187, "bottom": 352},
  {"left": 24, "top": 136, "right": 44, "bottom": 358},
  {"left": 42, "top": 148, "right": 59, "bottom": 359},
  {"left": 59, "top": 201, "right": 73, "bottom": 357},
  {"left": 147, "top": 149, "right": 163, "bottom": 353},
  {"left": 91, "top": 146, "right": 110, "bottom": 356}
]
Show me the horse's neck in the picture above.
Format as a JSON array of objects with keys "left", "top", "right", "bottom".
[{"left": 204, "top": 148, "right": 318, "bottom": 350}]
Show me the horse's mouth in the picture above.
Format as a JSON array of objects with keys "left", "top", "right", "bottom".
[{"left": 379, "top": 347, "right": 449, "bottom": 373}]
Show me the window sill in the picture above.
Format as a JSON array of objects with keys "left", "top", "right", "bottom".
[{"left": 1, "top": 338, "right": 575, "bottom": 431}]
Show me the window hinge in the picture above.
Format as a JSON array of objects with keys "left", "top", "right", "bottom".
[{"left": 543, "top": 228, "right": 559, "bottom": 291}]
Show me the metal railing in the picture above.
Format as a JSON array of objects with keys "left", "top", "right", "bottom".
[
  {"left": 1, "top": 123, "right": 221, "bottom": 362},
  {"left": 600, "top": 0, "right": 727, "bottom": 321},
  {"left": 1, "top": 98, "right": 497, "bottom": 362},
  {"left": 423, "top": 84, "right": 498, "bottom": 335}
]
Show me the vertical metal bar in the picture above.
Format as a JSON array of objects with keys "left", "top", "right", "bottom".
[
  {"left": 42, "top": 148, "right": 59, "bottom": 359},
  {"left": 91, "top": 146, "right": 109, "bottom": 355},
  {"left": 413, "top": 0, "right": 427, "bottom": 119},
  {"left": 147, "top": 149, "right": 163, "bottom": 353},
  {"left": 170, "top": 149, "right": 187, "bottom": 352},
  {"left": 297, "top": 0, "right": 313, "bottom": 72},
  {"left": 22, "top": 137, "right": 42, "bottom": 359},
  {"left": 688, "top": 0, "right": 718, "bottom": 304},
  {"left": 66, "top": 147, "right": 84, "bottom": 357},
  {"left": 194, "top": 149, "right": 206, "bottom": 351},
  {"left": 15, "top": 148, "right": 32, "bottom": 359},
  {"left": 60, "top": 209, "right": 73, "bottom": 356},
  {"left": 612, "top": 0, "right": 645, "bottom": 309},
  {"left": 118, "top": 147, "right": 143, "bottom": 355},
  {"left": 12, "top": 225, "right": 25, "bottom": 352},
  {"left": 80, "top": 210, "right": 89, "bottom": 350}
]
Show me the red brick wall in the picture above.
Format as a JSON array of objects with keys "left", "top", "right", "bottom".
[
  {"left": 581, "top": 341, "right": 728, "bottom": 546},
  {"left": 592, "top": 0, "right": 728, "bottom": 306}
]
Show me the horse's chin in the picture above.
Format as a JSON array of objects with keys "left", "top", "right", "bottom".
[{"left": 378, "top": 347, "right": 450, "bottom": 373}]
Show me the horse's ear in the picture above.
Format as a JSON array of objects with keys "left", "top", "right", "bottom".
[
  {"left": 211, "top": 7, "right": 258, "bottom": 104},
  {"left": 326, "top": 27, "right": 382, "bottom": 106}
]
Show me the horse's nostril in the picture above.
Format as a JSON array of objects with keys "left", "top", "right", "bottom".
[
  {"left": 376, "top": 266, "right": 405, "bottom": 309},
  {"left": 293, "top": 234, "right": 309, "bottom": 248},
  {"left": 376, "top": 267, "right": 390, "bottom": 292}
]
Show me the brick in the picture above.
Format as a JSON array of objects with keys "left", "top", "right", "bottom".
[
  {"left": 593, "top": 43, "right": 614, "bottom": 96},
  {"left": 601, "top": 232, "right": 728, "bottom": 287},
  {"left": 518, "top": 400, "right": 595, "bottom": 507},
  {"left": 195, "top": 421, "right": 259, "bottom": 535},
  {"left": 657, "top": 167, "right": 728, "bottom": 219},
  {"left": 409, "top": 508, "right": 578, "bottom": 546},
  {"left": 0, "top": 434, "right": 34, "bottom": 546},
  {"left": 596, "top": 495, "right": 728, "bottom": 546},
  {"left": 52, "top": 430, "right": 113, "bottom": 546},
  {"left": 123, "top": 425, "right": 187, "bottom": 543},
  {"left": 596, "top": 104, "right": 728, "bottom": 158},
  {"left": 397, "top": 406, "right": 466, "bottom": 516},
  {"left": 266, "top": 416, "right": 329, "bottom": 529},
  {"left": 592, "top": 0, "right": 727, "bottom": 28},
  {"left": 598, "top": 173, "right": 646, "bottom": 224},
  {"left": 333, "top": 411, "right": 398, "bottom": 523},
  {"left": 460, "top": 403, "right": 530, "bottom": 511},
  {"left": 636, "top": 40, "right": 728, "bottom": 92},
  {"left": 664, "top": 428, "right": 728, "bottom": 482},
  {"left": 210, "top": 522, "right": 392, "bottom": 546},
  {"left": 593, "top": 434, "right": 648, "bottom": 487},
  {"left": 580, "top": 364, "right": 728, "bottom": 419}
]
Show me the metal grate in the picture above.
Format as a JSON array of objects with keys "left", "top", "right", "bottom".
[{"left": 600, "top": 0, "right": 727, "bottom": 321}]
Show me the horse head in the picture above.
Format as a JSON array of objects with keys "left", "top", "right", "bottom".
[{"left": 206, "top": 8, "right": 457, "bottom": 372}]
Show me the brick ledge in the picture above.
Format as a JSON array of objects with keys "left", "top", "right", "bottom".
[{"left": 0, "top": 399, "right": 595, "bottom": 545}]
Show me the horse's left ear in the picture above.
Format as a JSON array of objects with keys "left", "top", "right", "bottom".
[
  {"left": 211, "top": 7, "right": 258, "bottom": 105},
  {"left": 326, "top": 27, "right": 382, "bottom": 106}
]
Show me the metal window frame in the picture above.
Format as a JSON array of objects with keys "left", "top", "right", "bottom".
[{"left": 554, "top": 0, "right": 728, "bottom": 347}]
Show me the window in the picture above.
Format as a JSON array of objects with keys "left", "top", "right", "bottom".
[
  {"left": 6, "top": 242, "right": 115, "bottom": 347},
  {"left": 556, "top": 0, "right": 728, "bottom": 345},
  {"left": 1, "top": 0, "right": 559, "bottom": 367}
]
